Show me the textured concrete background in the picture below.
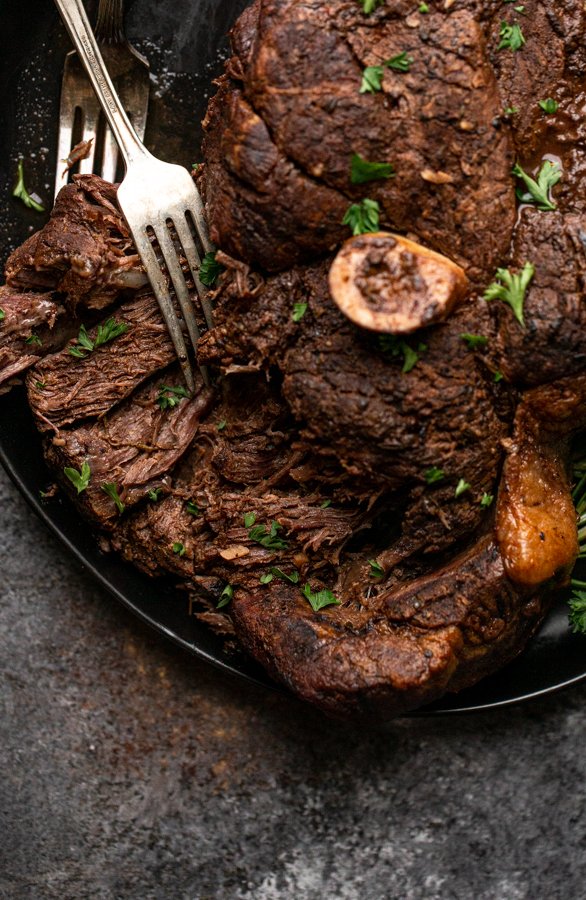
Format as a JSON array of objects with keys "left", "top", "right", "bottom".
[{"left": 1, "top": 464, "right": 585, "bottom": 900}]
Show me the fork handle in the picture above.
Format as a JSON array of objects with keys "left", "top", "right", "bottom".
[
  {"left": 95, "top": 0, "right": 125, "bottom": 45},
  {"left": 53, "top": 0, "right": 148, "bottom": 168}
]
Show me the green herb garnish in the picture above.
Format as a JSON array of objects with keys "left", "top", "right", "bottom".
[
  {"left": 292, "top": 302, "right": 308, "bottom": 322},
  {"left": 69, "top": 318, "right": 128, "bottom": 359},
  {"left": 186, "top": 501, "right": 200, "bottom": 516},
  {"left": 217, "top": 584, "right": 233, "bottom": 609},
  {"left": 156, "top": 384, "right": 190, "bottom": 410},
  {"left": 480, "top": 492, "right": 494, "bottom": 508},
  {"left": 260, "top": 572, "right": 274, "bottom": 584},
  {"left": 360, "top": 53, "right": 414, "bottom": 94},
  {"left": 101, "top": 482, "right": 125, "bottom": 514},
  {"left": 25, "top": 334, "right": 42, "bottom": 347},
  {"left": 358, "top": 0, "right": 383, "bottom": 12},
  {"left": 270, "top": 567, "right": 300, "bottom": 584},
  {"left": 199, "top": 251, "right": 224, "bottom": 287},
  {"left": 455, "top": 479, "right": 471, "bottom": 498},
  {"left": 172, "top": 541, "right": 186, "bottom": 556},
  {"left": 460, "top": 333, "right": 488, "bottom": 350},
  {"left": 248, "top": 520, "right": 289, "bottom": 550},
  {"left": 498, "top": 22, "right": 526, "bottom": 51},
  {"left": 484, "top": 262, "right": 535, "bottom": 327},
  {"left": 64, "top": 461, "right": 91, "bottom": 494},
  {"left": 350, "top": 153, "right": 395, "bottom": 185},
  {"left": 424, "top": 467, "right": 445, "bottom": 485},
  {"left": 538, "top": 98, "right": 559, "bottom": 115},
  {"left": 148, "top": 488, "right": 162, "bottom": 502},
  {"left": 0, "top": 309, "right": 5, "bottom": 322},
  {"left": 368, "top": 559, "right": 384, "bottom": 579},
  {"left": 13, "top": 160, "right": 44, "bottom": 212},
  {"left": 512, "top": 160, "right": 561, "bottom": 211},
  {"left": 379, "top": 334, "right": 426, "bottom": 373},
  {"left": 302, "top": 583, "right": 340, "bottom": 612},
  {"left": 342, "top": 198, "right": 380, "bottom": 235},
  {"left": 244, "top": 512, "right": 257, "bottom": 528}
]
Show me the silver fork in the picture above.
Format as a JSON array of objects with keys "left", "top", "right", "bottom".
[
  {"left": 54, "top": 0, "right": 214, "bottom": 391},
  {"left": 54, "top": 0, "right": 150, "bottom": 198}
]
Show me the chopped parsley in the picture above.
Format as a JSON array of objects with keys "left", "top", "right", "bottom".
[
  {"left": 217, "top": 584, "right": 233, "bottom": 609},
  {"left": 368, "top": 559, "right": 384, "bottom": 579},
  {"left": 243, "top": 512, "right": 257, "bottom": 528},
  {"left": 260, "top": 572, "right": 274, "bottom": 584},
  {"left": 513, "top": 160, "right": 561, "bottom": 211},
  {"left": 342, "top": 198, "right": 380, "bottom": 235},
  {"left": 360, "top": 53, "right": 414, "bottom": 94},
  {"left": 148, "top": 488, "right": 162, "bottom": 502},
  {"left": 455, "top": 478, "right": 471, "bottom": 498},
  {"left": 419, "top": 2, "right": 429, "bottom": 12},
  {"left": 302, "top": 583, "right": 340, "bottom": 612},
  {"left": 69, "top": 318, "right": 128, "bottom": 359},
  {"left": 248, "top": 520, "right": 289, "bottom": 550},
  {"left": 358, "top": 0, "right": 383, "bottom": 12},
  {"left": 350, "top": 153, "right": 395, "bottom": 185},
  {"left": 504, "top": 106, "right": 519, "bottom": 117},
  {"left": 493, "top": 370, "right": 505, "bottom": 383},
  {"left": 320, "top": 500, "right": 332, "bottom": 509},
  {"left": 156, "top": 384, "right": 190, "bottom": 410},
  {"left": 0, "top": 309, "right": 4, "bottom": 322},
  {"left": 539, "top": 98, "right": 559, "bottom": 115},
  {"left": 379, "top": 334, "right": 426, "bottom": 373},
  {"left": 292, "top": 302, "right": 308, "bottom": 322},
  {"left": 480, "top": 492, "right": 494, "bottom": 508},
  {"left": 64, "top": 461, "right": 91, "bottom": 494},
  {"left": 101, "top": 482, "right": 125, "bottom": 514},
  {"left": 217, "top": 419, "right": 227, "bottom": 431},
  {"left": 460, "top": 333, "right": 488, "bottom": 350},
  {"left": 13, "top": 160, "right": 44, "bottom": 212},
  {"left": 199, "top": 251, "right": 224, "bottom": 287},
  {"left": 186, "top": 500, "right": 200, "bottom": 516},
  {"left": 569, "top": 591, "right": 586, "bottom": 634},
  {"left": 270, "top": 567, "right": 300, "bottom": 584},
  {"left": 484, "top": 262, "right": 535, "bottom": 327},
  {"left": 25, "top": 334, "right": 42, "bottom": 347},
  {"left": 424, "top": 466, "right": 445, "bottom": 485},
  {"left": 172, "top": 541, "right": 186, "bottom": 556},
  {"left": 498, "top": 22, "right": 526, "bottom": 52}
]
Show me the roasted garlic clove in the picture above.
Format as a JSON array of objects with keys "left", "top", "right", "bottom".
[{"left": 328, "top": 232, "right": 469, "bottom": 334}]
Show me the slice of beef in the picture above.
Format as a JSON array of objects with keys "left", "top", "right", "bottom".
[
  {"left": 200, "top": 256, "right": 507, "bottom": 554},
  {"left": 201, "top": 0, "right": 516, "bottom": 284},
  {"left": 5, "top": 175, "right": 146, "bottom": 308},
  {"left": 0, "top": 287, "right": 77, "bottom": 391},
  {"left": 45, "top": 370, "right": 215, "bottom": 528},
  {"left": 26, "top": 292, "right": 176, "bottom": 432}
]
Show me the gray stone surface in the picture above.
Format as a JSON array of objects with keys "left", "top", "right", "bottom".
[{"left": 1, "top": 463, "right": 585, "bottom": 900}]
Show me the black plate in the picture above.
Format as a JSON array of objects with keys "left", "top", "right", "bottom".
[{"left": 2, "top": 0, "right": 586, "bottom": 715}]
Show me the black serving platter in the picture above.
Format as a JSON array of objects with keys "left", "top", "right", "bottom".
[{"left": 2, "top": 0, "right": 586, "bottom": 715}]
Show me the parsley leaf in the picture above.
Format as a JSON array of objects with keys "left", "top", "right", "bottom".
[
  {"left": 424, "top": 467, "right": 445, "bottom": 485},
  {"left": 539, "top": 98, "right": 559, "bottom": 115},
  {"left": 217, "top": 584, "right": 233, "bottom": 609},
  {"left": 368, "top": 559, "right": 384, "bottom": 579},
  {"left": 248, "top": 520, "right": 289, "bottom": 550},
  {"left": 480, "top": 492, "right": 494, "bottom": 508},
  {"left": 199, "top": 251, "right": 224, "bottom": 287},
  {"left": 460, "top": 333, "right": 488, "bottom": 350},
  {"left": 342, "top": 198, "right": 380, "bottom": 235},
  {"left": 569, "top": 590, "right": 586, "bottom": 634},
  {"left": 244, "top": 512, "right": 257, "bottom": 528},
  {"left": 350, "top": 153, "right": 395, "bottom": 185},
  {"left": 512, "top": 160, "right": 561, "bottom": 211},
  {"left": 358, "top": 0, "right": 383, "bottom": 12},
  {"left": 493, "top": 370, "right": 505, "bottom": 383},
  {"left": 360, "top": 53, "right": 413, "bottom": 94},
  {"left": 217, "top": 419, "right": 227, "bottom": 431},
  {"left": 148, "top": 488, "right": 162, "bottom": 502},
  {"left": 260, "top": 573, "right": 274, "bottom": 584},
  {"left": 498, "top": 22, "right": 526, "bottom": 51},
  {"left": 13, "top": 160, "right": 44, "bottom": 212},
  {"left": 172, "top": 541, "right": 186, "bottom": 556},
  {"left": 378, "top": 334, "right": 426, "bottom": 373},
  {"left": 455, "top": 479, "right": 471, "bottom": 498},
  {"left": 302, "top": 583, "right": 340, "bottom": 612},
  {"left": 484, "top": 262, "right": 535, "bottom": 327},
  {"left": 292, "top": 302, "right": 308, "bottom": 322},
  {"left": 0, "top": 309, "right": 5, "bottom": 322},
  {"left": 156, "top": 384, "right": 190, "bottom": 410},
  {"left": 64, "top": 461, "right": 91, "bottom": 494},
  {"left": 25, "top": 334, "right": 42, "bottom": 347},
  {"left": 186, "top": 500, "right": 200, "bottom": 516},
  {"left": 101, "top": 482, "right": 125, "bottom": 514},
  {"left": 419, "top": 2, "right": 429, "bottom": 12},
  {"left": 270, "top": 567, "right": 300, "bottom": 584},
  {"left": 68, "top": 318, "right": 128, "bottom": 358}
]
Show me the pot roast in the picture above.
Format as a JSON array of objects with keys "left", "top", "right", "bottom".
[{"left": 2, "top": 0, "right": 586, "bottom": 718}]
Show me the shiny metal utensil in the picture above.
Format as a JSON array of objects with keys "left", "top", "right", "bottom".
[
  {"left": 54, "top": 0, "right": 150, "bottom": 198},
  {"left": 53, "top": 0, "right": 214, "bottom": 390}
]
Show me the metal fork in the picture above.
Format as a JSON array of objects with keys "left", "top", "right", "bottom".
[
  {"left": 54, "top": 0, "right": 150, "bottom": 198},
  {"left": 54, "top": 0, "right": 214, "bottom": 391}
]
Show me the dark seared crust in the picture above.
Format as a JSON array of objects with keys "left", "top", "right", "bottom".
[{"left": 201, "top": 0, "right": 516, "bottom": 283}]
